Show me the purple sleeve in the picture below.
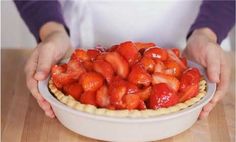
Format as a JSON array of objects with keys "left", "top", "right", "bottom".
[
  {"left": 14, "top": 0, "right": 69, "bottom": 42},
  {"left": 188, "top": 0, "right": 235, "bottom": 44}
]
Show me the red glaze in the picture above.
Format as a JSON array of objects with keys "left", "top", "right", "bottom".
[
  {"left": 152, "top": 72, "right": 180, "bottom": 92},
  {"left": 93, "top": 59, "right": 114, "bottom": 83},
  {"left": 105, "top": 52, "right": 129, "bottom": 78},
  {"left": 128, "top": 63, "right": 151, "bottom": 87},
  {"left": 51, "top": 42, "right": 203, "bottom": 111},
  {"left": 63, "top": 82, "right": 83, "bottom": 100},
  {"left": 144, "top": 47, "right": 168, "bottom": 61},
  {"left": 149, "top": 83, "right": 179, "bottom": 109},
  {"left": 79, "top": 72, "right": 104, "bottom": 92},
  {"left": 116, "top": 41, "right": 141, "bottom": 65},
  {"left": 80, "top": 91, "right": 97, "bottom": 105}
]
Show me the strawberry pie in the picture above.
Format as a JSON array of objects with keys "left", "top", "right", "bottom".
[{"left": 48, "top": 41, "right": 207, "bottom": 118}]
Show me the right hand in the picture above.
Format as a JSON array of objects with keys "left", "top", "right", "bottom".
[{"left": 24, "top": 22, "right": 73, "bottom": 118}]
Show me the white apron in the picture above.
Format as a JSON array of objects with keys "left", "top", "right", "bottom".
[{"left": 59, "top": 0, "right": 202, "bottom": 49}]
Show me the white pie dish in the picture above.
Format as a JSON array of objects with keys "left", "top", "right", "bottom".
[{"left": 38, "top": 60, "right": 216, "bottom": 142}]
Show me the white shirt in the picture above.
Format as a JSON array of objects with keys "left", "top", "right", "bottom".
[{"left": 59, "top": 0, "right": 202, "bottom": 49}]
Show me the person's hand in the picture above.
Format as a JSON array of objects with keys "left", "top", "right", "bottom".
[
  {"left": 24, "top": 22, "right": 73, "bottom": 118},
  {"left": 183, "top": 28, "right": 231, "bottom": 119}
]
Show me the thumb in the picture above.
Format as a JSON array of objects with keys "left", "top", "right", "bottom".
[
  {"left": 34, "top": 45, "right": 57, "bottom": 80},
  {"left": 206, "top": 53, "right": 220, "bottom": 83},
  {"left": 182, "top": 47, "right": 193, "bottom": 61},
  {"left": 182, "top": 48, "right": 188, "bottom": 57}
]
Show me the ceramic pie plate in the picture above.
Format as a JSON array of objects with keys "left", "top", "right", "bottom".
[{"left": 38, "top": 60, "right": 216, "bottom": 142}]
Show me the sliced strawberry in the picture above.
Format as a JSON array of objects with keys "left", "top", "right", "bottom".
[
  {"left": 137, "top": 100, "right": 147, "bottom": 110},
  {"left": 126, "top": 82, "right": 139, "bottom": 94},
  {"left": 96, "top": 52, "right": 107, "bottom": 60},
  {"left": 82, "top": 60, "right": 94, "bottom": 71},
  {"left": 104, "top": 52, "right": 129, "bottom": 78},
  {"left": 140, "top": 56, "right": 155, "bottom": 73},
  {"left": 67, "top": 60, "right": 86, "bottom": 79},
  {"left": 178, "top": 84, "right": 199, "bottom": 102},
  {"left": 171, "top": 48, "right": 180, "bottom": 57},
  {"left": 116, "top": 41, "right": 141, "bottom": 65},
  {"left": 107, "top": 44, "right": 119, "bottom": 52},
  {"left": 52, "top": 73, "right": 75, "bottom": 88},
  {"left": 52, "top": 61, "right": 85, "bottom": 88},
  {"left": 67, "top": 60, "right": 81, "bottom": 73},
  {"left": 128, "top": 63, "right": 151, "bottom": 87},
  {"left": 110, "top": 75, "right": 123, "bottom": 82},
  {"left": 134, "top": 42, "right": 156, "bottom": 51},
  {"left": 154, "top": 59, "right": 166, "bottom": 73},
  {"left": 87, "top": 49, "right": 101, "bottom": 61},
  {"left": 96, "top": 85, "right": 110, "bottom": 107},
  {"left": 179, "top": 68, "right": 200, "bottom": 91},
  {"left": 63, "top": 82, "right": 83, "bottom": 101},
  {"left": 51, "top": 64, "right": 66, "bottom": 75},
  {"left": 166, "top": 49, "right": 187, "bottom": 69},
  {"left": 80, "top": 91, "right": 97, "bottom": 106},
  {"left": 164, "top": 60, "right": 182, "bottom": 77},
  {"left": 106, "top": 105, "right": 116, "bottom": 110},
  {"left": 79, "top": 72, "right": 104, "bottom": 92},
  {"left": 109, "top": 78, "right": 127, "bottom": 109},
  {"left": 180, "top": 57, "right": 187, "bottom": 67},
  {"left": 144, "top": 47, "right": 168, "bottom": 61},
  {"left": 93, "top": 59, "right": 114, "bottom": 83},
  {"left": 152, "top": 72, "right": 180, "bottom": 92},
  {"left": 52, "top": 77, "right": 63, "bottom": 89},
  {"left": 123, "top": 94, "right": 140, "bottom": 110},
  {"left": 70, "top": 49, "right": 90, "bottom": 62},
  {"left": 133, "top": 86, "right": 152, "bottom": 101},
  {"left": 148, "top": 83, "right": 179, "bottom": 109},
  {"left": 51, "top": 65, "right": 68, "bottom": 88}
]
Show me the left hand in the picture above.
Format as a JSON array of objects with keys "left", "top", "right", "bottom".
[{"left": 183, "top": 28, "right": 231, "bottom": 119}]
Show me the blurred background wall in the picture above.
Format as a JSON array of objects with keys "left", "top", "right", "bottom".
[
  {"left": 1, "top": 1, "right": 235, "bottom": 51},
  {"left": 1, "top": 1, "right": 36, "bottom": 48}
]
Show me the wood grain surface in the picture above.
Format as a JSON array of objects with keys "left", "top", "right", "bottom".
[{"left": 1, "top": 48, "right": 235, "bottom": 142}]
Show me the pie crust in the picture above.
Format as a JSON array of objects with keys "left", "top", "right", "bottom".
[{"left": 48, "top": 79, "right": 207, "bottom": 118}]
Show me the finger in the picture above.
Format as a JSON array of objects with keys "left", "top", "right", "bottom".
[
  {"left": 45, "top": 111, "right": 55, "bottom": 118},
  {"left": 26, "top": 77, "right": 44, "bottom": 101},
  {"left": 182, "top": 48, "right": 188, "bottom": 58},
  {"left": 199, "top": 100, "right": 217, "bottom": 120},
  {"left": 199, "top": 110, "right": 209, "bottom": 120},
  {"left": 211, "top": 90, "right": 225, "bottom": 104},
  {"left": 182, "top": 47, "right": 195, "bottom": 61},
  {"left": 38, "top": 100, "right": 55, "bottom": 118},
  {"left": 34, "top": 43, "right": 57, "bottom": 80},
  {"left": 25, "top": 49, "right": 44, "bottom": 101},
  {"left": 217, "top": 51, "right": 231, "bottom": 91},
  {"left": 206, "top": 49, "right": 220, "bottom": 83},
  {"left": 203, "top": 101, "right": 216, "bottom": 113},
  {"left": 63, "top": 47, "right": 74, "bottom": 59},
  {"left": 38, "top": 99, "right": 51, "bottom": 111},
  {"left": 211, "top": 52, "right": 231, "bottom": 103}
]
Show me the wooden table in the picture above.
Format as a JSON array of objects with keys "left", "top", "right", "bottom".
[{"left": 2, "top": 48, "right": 235, "bottom": 142}]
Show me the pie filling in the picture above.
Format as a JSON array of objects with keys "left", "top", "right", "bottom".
[
  {"left": 48, "top": 41, "right": 207, "bottom": 118},
  {"left": 48, "top": 79, "right": 206, "bottom": 118}
]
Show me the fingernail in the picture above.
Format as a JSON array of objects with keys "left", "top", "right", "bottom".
[
  {"left": 45, "top": 111, "right": 55, "bottom": 118},
  {"left": 212, "top": 73, "right": 220, "bottom": 82},
  {"left": 49, "top": 112, "right": 55, "bottom": 118},
  {"left": 43, "top": 104, "right": 51, "bottom": 111}
]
